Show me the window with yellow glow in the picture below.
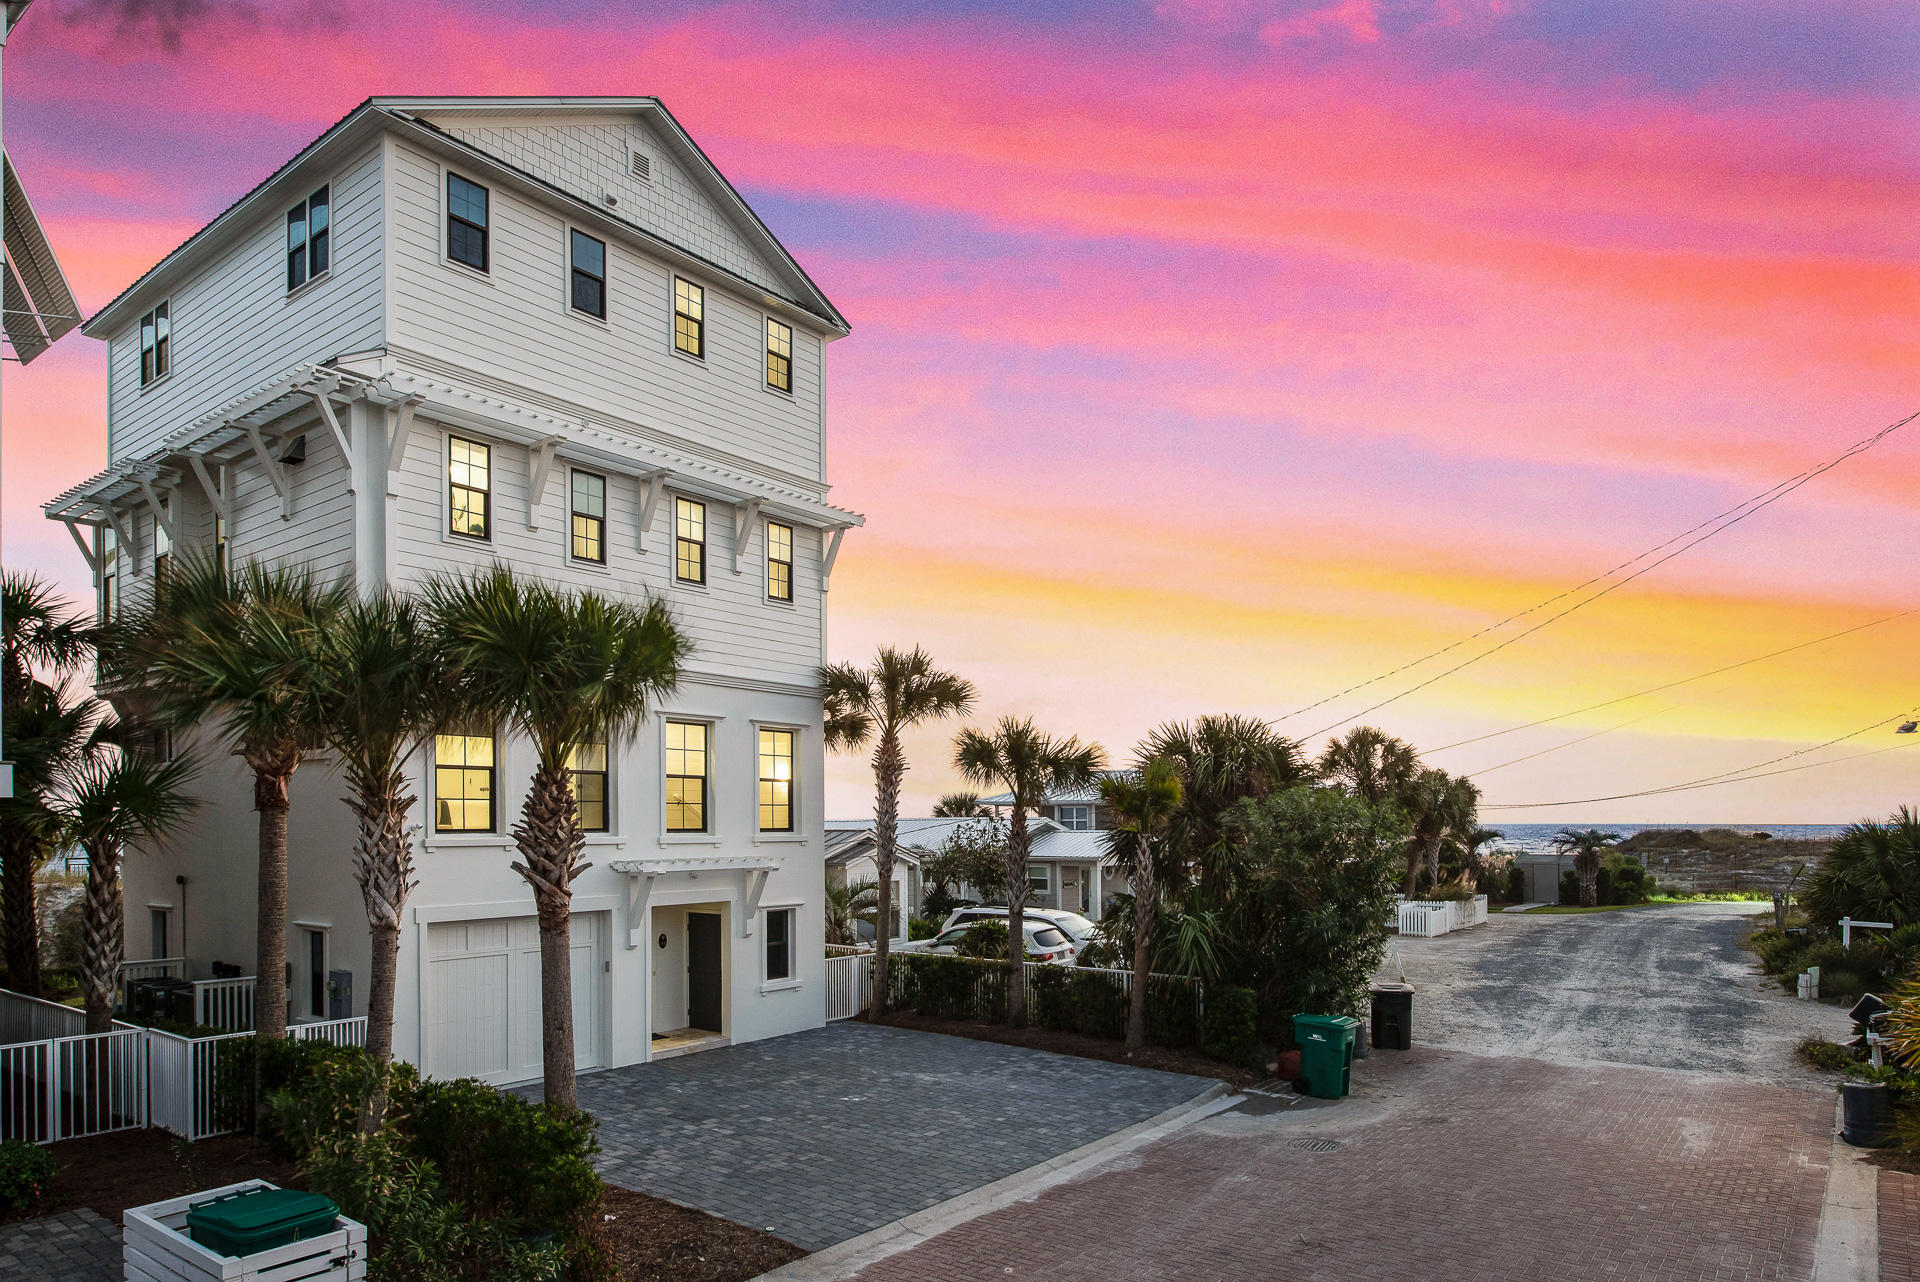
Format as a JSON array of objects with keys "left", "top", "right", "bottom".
[
  {"left": 673, "top": 277, "right": 704, "bottom": 358},
  {"left": 665, "top": 721, "right": 708, "bottom": 832},
  {"left": 675, "top": 497, "right": 706, "bottom": 584},
  {"left": 766, "top": 521, "right": 793, "bottom": 602},
  {"left": 448, "top": 436, "right": 491, "bottom": 539},
  {"left": 569, "top": 739, "right": 609, "bottom": 832},
  {"left": 765, "top": 318, "right": 792, "bottom": 392},
  {"left": 570, "top": 470, "right": 606, "bottom": 563},
  {"left": 759, "top": 728, "right": 794, "bottom": 832},
  {"left": 435, "top": 728, "right": 496, "bottom": 832}
]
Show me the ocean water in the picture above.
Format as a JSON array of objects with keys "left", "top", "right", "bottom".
[{"left": 1488, "top": 822, "right": 1851, "bottom": 857}]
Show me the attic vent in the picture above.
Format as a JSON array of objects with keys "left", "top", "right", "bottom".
[{"left": 630, "top": 150, "right": 651, "bottom": 182}]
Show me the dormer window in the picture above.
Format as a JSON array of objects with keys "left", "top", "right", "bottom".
[
  {"left": 139, "top": 302, "right": 170, "bottom": 385},
  {"left": 286, "top": 185, "right": 330, "bottom": 291},
  {"left": 1057, "top": 805, "right": 1092, "bottom": 831}
]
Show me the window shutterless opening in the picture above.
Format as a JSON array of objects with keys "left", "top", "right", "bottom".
[
  {"left": 674, "top": 497, "right": 706, "bottom": 585},
  {"left": 664, "top": 720, "right": 709, "bottom": 833},
  {"left": 448, "top": 436, "right": 491, "bottom": 540},
  {"left": 447, "top": 173, "right": 490, "bottom": 272},
  {"left": 570, "top": 229, "right": 606, "bottom": 319},
  {"left": 765, "top": 521, "right": 793, "bottom": 602},
  {"left": 765, "top": 908, "right": 794, "bottom": 982},
  {"left": 570, "top": 469, "right": 606, "bottom": 563},
  {"left": 139, "top": 301, "right": 170, "bottom": 385},
  {"left": 569, "top": 739, "right": 609, "bottom": 832},
  {"left": 286, "top": 185, "right": 330, "bottom": 291},
  {"left": 758, "top": 727, "right": 794, "bottom": 833},
  {"left": 765, "top": 318, "right": 792, "bottom": 392},
  {"left": 434, "top": 726, "right": 496, "bottom": 832},
  {"left": 673, "top": 277, "right": 704, "bottom": 358},
  {"left": 152, "top": 500, "right": 172, "bottom": 580}
]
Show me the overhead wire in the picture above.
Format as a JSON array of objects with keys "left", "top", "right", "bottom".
[{"left": 1465, "top": 703, "right": 1679, "bottom": 777}]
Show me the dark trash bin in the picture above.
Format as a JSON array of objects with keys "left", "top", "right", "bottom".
[
  {"left": 1842, "top": 1081, "right": 1895, "bottom": 1147},
  {"left": 1371, "top": 983, "right": 1415, "bottom": 1050}
]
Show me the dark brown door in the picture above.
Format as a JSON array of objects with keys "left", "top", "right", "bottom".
[{"left": 687, "top": 912, "right": 722, "bottom": 1032}]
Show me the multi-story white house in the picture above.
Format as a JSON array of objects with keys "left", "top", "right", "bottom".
[{"left": 41, "top": 96, "right": 859, "bottom": 1082}]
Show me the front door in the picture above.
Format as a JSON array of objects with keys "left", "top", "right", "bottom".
[{"left": 687, "top": 912, "right": 723, "bottom": 1032}]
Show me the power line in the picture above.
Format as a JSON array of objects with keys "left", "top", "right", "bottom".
[
  {"left": 1427, "top": 609, "right": 1914, "bottom": 753},
  {"left": 1275, "top": 408, "right": 1918, "bottom": 738},
  {"left": 1466, "top": 703, "right": 1679, "bottom": 777},
  {"left": 1482, "top": 705, "right": 1920, "bottom": 809}
]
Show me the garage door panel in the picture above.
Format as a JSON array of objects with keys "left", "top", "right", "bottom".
[
  {"left": 426, "top": 912, "right": 606, "bottom": 1084},
  {"left": 427, "top": 953, "right": 511, "bottom": 1078}
]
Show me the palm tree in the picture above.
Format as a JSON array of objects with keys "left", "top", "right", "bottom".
[
  {"left": 2, "top": 571, "right": 94, "bottom": 693},
  {"left": 1318, "top": 726, "right": 1419, "bottom": 808},
  {"left": 1801, "top": 809, "right": 1920, "bottom": 929},
  {"left": 953, "top": 716, "right": 1104, "bottom": 1027},
  {"left": 932, "top": 792, "right": 990, "bottom": 818},
  {"left": 304, "top": 591, "right": 451, "bottom": 1075},
  {"left": 59, "top": 749, "right": 197, "bottom": 1032},
  {"left": 824, "top": 877, "right": 880, "bottom": 948},
  {"left": 1459, "top": 826, "right": 1503, "bottom": 890},
  {"left": 1405, "top": 769, "right": 1479, "bottom": 896},
  {"left": 1552, "top": 828, "right": 1623, "bottom": 907},
  {"left": 820, "top": 647, "right": 975, "bottom": 1017},
  {"left": 1143, "top": 714, "right": 1308, "bottom": 900},
  {"left": 106, "top": 554, "right": 350, "bottom": 1038},
  {"left": 425, "top": 567, "right": 685, "bottom": 1110},
  {"left": 1099, "top": 757, "right": 1183, "bottom": 1049}
]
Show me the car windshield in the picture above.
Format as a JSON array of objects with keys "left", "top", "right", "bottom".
[
  {"left": 1030, "top": 927, "right": 1068, "bottom": 948},
  {"left": 1049, "top": 913, "right": 1096, "bottom": 940}
]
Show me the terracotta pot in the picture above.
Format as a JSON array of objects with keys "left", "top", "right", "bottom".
[{"left": 1275, "top": 1049, "right": 1301, "bottom": 1079}]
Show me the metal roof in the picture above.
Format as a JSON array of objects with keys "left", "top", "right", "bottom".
[
  {"left": 3, "top": 152, "right": 79, "bottom": 365},
  {"left": 978, "top": 770, "right": 1134, "bottom": 808}
]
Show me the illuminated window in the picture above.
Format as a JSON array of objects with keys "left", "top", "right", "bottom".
[
  {"left": 765, "top": 907, "right": 794, "bottom": 981},
  {"left": 447, "top": 173, "right": 489, "bottom": 272},
  {"left": 139, "top": 301, "right": 170, "bottom": 385},
  {"left": 99, "top": 526, "right": 118, "bottom": 622},
  {"left": 664, "top": 720, "right": 708, "bottom": 833},
  {"left": 448, "top": 436, "right": 490, "bottom": 539},
  {"left": 434, "top": 726, "right": 496, "bottom": 832},
  {"left": 673, "top": 277, "right": 704, "bottom": 358},
  {"left": 152, "top": 501, "right": 172, "bottom": 580},
  {"left": 286, "top": 185, "right": 330, "bottom": 291},
  {"left": 569, "top": 739, "right": 609, "bottom": 833},
  {"left": 674, "top": 497, "right": 705, "bottom": 585},
  {"left": 765, "top": 318, "right": 792, "bottom": 392},
  {"left": 765, "top": 521, "right": 792, "bottom": 603},
  {"left": 758, "top": 727, "right": 794, "bottom": 833},
  {"left": 570, "top": 230, "right": 606, "bottom": 319},
  {"left": 570, "top": 470, "right": 606, "bottom": 564}
]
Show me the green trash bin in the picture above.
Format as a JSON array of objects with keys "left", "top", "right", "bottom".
[
  {"left": 185, "top": 1187, "right": 339, "bottom": 1257},
  {"left": 1293, "top": 1013, "right": 1360, "bottom": 1100}
]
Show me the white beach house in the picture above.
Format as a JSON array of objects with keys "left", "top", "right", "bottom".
[{"left": 42, "top": 96, "right": 859, "bottom": 1082}]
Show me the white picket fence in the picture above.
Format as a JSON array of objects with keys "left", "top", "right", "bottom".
[
  {"left": 193, "top": 976, "right": 256, "bottom": 1031},
  {"left": 825, "top": 953, "right": 872, "bottom": 1021},
  {"left": 1395, "top": 895, "right": 1490, "bottom": 938},
  {"left": 147, "top": 1016, "right": 367, "bottom": 1142}
]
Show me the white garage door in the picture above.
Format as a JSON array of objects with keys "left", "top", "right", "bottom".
[{"left": 425, "top": 913, "right": 605, "bottom": 1085}]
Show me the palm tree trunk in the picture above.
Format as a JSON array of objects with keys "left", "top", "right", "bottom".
[
  {"left": 870, "top": 732, "right": 903, "bottom": 1018},
  {"left": 1425, "top": 835, "right": 1443, "bottom": 886},
  {"left": 1006, "top": 806, "right": 1030, "bottom": 1028},
  {"left": 81, "top": 844, "right": 123, "bottom": 1034},
  {"left": 1401, "top": 844, "right": 1421, "bottom": 899},
  {"left": 1126, "top": 853, "right": 1155, "bottom": 1051},
  {"left": 1, "top": 830, "right": 41, "bottom": 995},
  {"left": 1576, "top": 854, "right": 1599, "bottom": 907},
  {"left": 510, "top": 764, "right": 589, "bottom": 1112},
  {"left": 347, "top": 766, "right": 417, "bottom": 1069},
  {"left": 251, "top": 761, "right": 297, "bottom": 1041}
]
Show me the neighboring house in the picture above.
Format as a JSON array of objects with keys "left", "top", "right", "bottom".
[
  {"left": 41, "top": 97, "right": 859, "bottom": 1081},
  {"left": 824, "top": 820, "right": 923, "bottom": 943},
  {"left": 977, "top": 771, "right": 1132, "bottom": 833},
  {"left": 826, "top": 814, "right": 1129, "bottom": 923}
]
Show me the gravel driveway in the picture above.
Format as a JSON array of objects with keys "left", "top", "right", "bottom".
[{"left": 1384, "top": 903, "right": 1852, "bottom": 1082}]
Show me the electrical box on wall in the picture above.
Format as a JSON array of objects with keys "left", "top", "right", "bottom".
[{"left": 328, "top": 969, "right": 353, "bottom": 1021}]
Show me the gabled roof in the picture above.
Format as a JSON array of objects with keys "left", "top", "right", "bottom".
[
  {"left": 85, "top": 96, "right": 848, "bottom": 338},
  {"left": 825, "top": 815, "right": 1064, "bottom": 862},
  {"left": 979, "top": 770, "right": 1134, "bottom": 808}
]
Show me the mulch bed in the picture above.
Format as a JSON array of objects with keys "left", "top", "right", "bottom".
[
  {"left": 864, "top": 1010, "right": 1261, "bottom": 1089},
  {"left": 598, "top": 1185, "right": 804, "bottom": 1282},
  {"left": 7, "top": 1129, "right": 303, "bottom": 1226}
]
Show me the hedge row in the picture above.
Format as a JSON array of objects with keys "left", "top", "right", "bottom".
[{"left": 885, "top": 954, "right": 1205, "bottom": 1049}]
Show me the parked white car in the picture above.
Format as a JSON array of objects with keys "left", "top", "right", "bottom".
[
  {"left": 941, "top": 906, "right": 1099, "bottom": 946},
  {"left": 902, "top": 921, "right": 1078, "bottom": 964}
]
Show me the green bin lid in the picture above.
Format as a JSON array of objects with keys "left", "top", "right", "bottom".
[
  {"left": 186, "top": 1188, "right": 337, "bottom": 1243},
  {"left": 1292, "top": 1013, "right": 1360, "bottom": 1029}
]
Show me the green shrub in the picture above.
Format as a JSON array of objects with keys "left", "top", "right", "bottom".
[
  {"left": 954, "top": 921, "right": 1009, "bottom": 959},
  {"left": 1504, "top": 865, "right": 1527, "bottom": 903},
  {"left": 1202, "top": 987, "right": 1262, "bottom": 1071},
  {"left": 889, "top": 953, "right": 1006, "bottom": 1022},
  {"left": 0, "top": 1139, "right": 55, "bottom": 1212},
  {"left": 907, "top": 917, "right": 939, "bottom": 941},
  {"left": 215, "top": 1035, "right": 372, "bottom": 1145},
  {"left": 1559, "top": 870, "right": 1579, "bottom": 906},
  {"left": 1594, "top": 867, "right": 1613, "bottom": 906},
  {"left": 409, "top": 1079, "right": 602, "bottom": 1235},
  {"left": 1797, "top": 1035, "right": 1862, "bottom": 1072}
]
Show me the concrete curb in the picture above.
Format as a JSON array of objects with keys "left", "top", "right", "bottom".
[
  {"left": 752, "top": 1079, "right": 1236, "bottom": 1281},
  {"left": 1813, "top": 1095, "right": 1880, "bottom": 1281}
]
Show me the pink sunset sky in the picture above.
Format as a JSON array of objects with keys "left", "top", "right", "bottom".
[{"left": 3, "top": 0, "right": 1917, "bottom": 823}]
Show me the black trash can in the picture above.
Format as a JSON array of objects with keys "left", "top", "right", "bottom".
[
  {"left": 1370, "top": 982, "right": 1415, "bottom": 1051},
  {"left": 1842, "top": 1081, "right": 1894, "bottom": 1147}
]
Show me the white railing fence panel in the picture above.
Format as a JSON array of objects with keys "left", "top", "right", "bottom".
[
  {"left": 0, "top": 987, "right": 87, "bottom": 1045},
  {"left": 0, "top": 1040, "right": 50, "bottom": 1144},
  {"left": 115, "top": 958, "right": 186, "bottom": 1010},
  {"left": 825, "top": 954, "right": 872, "bottom": 1021},
  {"left": 194, "top": 976, "right": 257, "bottom": 1031},
  {"left": 289, "top": 1017, "right": 367, "bottom": 1047},
  {"left": 51, "top": 1028, "right": 146, "bottom": 1140}
]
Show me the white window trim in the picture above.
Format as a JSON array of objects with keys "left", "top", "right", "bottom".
[
  {"left": 751, "top": 719, "right": 805, "bottom": 844},
  {"left": 565, "top": 466, "right": 612, "bottom": 569},
  {"left": 760, "top": 902, "right": 801, "bottom": 990},
  {"left": 285, "top": 180, "right": 335, "bottom": 300},
  {"left": 657, "top": 712, "right": 722, "bottom": 846},
  {"left": 669, "top": 272, "right": 708, "bottom": 366},
  {"left": 1057, "top": 805, "right": 1093, "bottom": 831},
  {"left": 136, "top": 301, "right": 173, "bottom": 393},
  {"left": 294, "top": 924, "right": 332, "bottom": 1022},
  {"left": 1028, "top": 864, "right": 1052, "bottom": 894},
  {"left": 428, "top": 720, "right": 502, "bottom": 838},
  {"left": 570, "top": 732, "right": 617, "bottom": 837},
  {"left": 563, "top": 224, "right": 612, "bottom": 327},
  {"left": 669, "top": 492, "right": 710, "bottom": 591},
  {"left": 441, "top": 428, "right": 497, "bottom": 547},
  {"left": 762, "top": 518, "right": 796, "bottom": 608},
  {"left": 439, "top": 165, "right": 496, "bottom": 284},
  {"left": 761, "top": 312, "right": 796, "bottom": 400}
]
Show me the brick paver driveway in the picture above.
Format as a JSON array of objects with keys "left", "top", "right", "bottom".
[
  {"left": 572, "top": 1022, "right": 1217, "bottom": 1250},
  {"left": 0, "top": 1209, "right": 121, "bottom": 1281},
  {"left": 829, "top": 909, "right": 1859, "bottom": 1282}
]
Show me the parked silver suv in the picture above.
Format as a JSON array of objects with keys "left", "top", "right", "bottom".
[{"left": 940, "top": 906, "right": 1099, "bottom": 946}]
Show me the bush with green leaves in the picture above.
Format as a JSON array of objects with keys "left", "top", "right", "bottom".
[
  {"left": 1504, "top": 864, "right": 1527, "bottom": 903},
  {"left": 954, "top": 920, "right": 1010, "bottom": 959},
  {"left": 1559, "top": 870, "right": 1579, "bottom": 906},
  {"left": 1803, "top": 808, "right": 1920, "bottom": 931},
  {"left": 0, "top": 1139, "right": 55, "bottom": 1212},
  {"left": 907, "top": 916, "right": 939, "bottom": 941},
  {"left": 1202, "top": 987, "right": 1262, "bottom": 1071}
]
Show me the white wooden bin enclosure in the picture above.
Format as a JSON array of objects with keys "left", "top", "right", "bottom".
[{"left": 124, "top": 1180, "right": 367, "bottom": 1282}]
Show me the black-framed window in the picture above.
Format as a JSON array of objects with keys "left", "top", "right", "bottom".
[
  {"left": 570, "top": 469, "right": 606, "bottom": 563},
  {"left": 675, "top": 497, "right": 706, "bottom": 584},
  {"left": 570, "top": 230, "right": 606, "bottom": 318},
  {"left": 305, "top": 928, "right": 327, "bottom": 1019},
  {"left": 213, "top": 513, "right": 228, "bottom": 578},
  {"left": 286, "top": 185, "right": 330, "bottom": 291},
  {"left": 448, "top": 436, "right": 491, "bottom": 539},
  {"left": 765, "top": 318, "right": 792, "bottom": 392},
  {"left": 152, "top": 501, "right": 172, "bottom": 580},
  {"left": 434, "top": 726, "right": 496, "bottom": 832},
  {"left": 665, "top": 720, "right": 709, "bottom": 833},
  {"left": 149, "top": 908, "right": 167, "bottom": 960},
  {"left": 569, "top": 739, "right": 609, "bottom": 832},
  {"left": 765, "top": 521, "right": 793, "bottom": 603},
  {"left": 99, "top": 526, "right": 118, "bottom": 623},
  {"left": 447, "top": 173, "right": 489, "bottom": 272},
  {"left": 673, "top": 277, "right": 704, "bottom": 358},
  {"left": 765, "top": 907, "right": 794, "bottom": 981},
  {"left": 758, "top": 727, "right": 794, "bottom": 833},
  {"left": 139, "top": 301, "right": 170, "bottom": 385}
]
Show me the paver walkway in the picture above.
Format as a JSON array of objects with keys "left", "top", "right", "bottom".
[
  {"left": 1885, "top": 1168, "right": 1920, "bottom": 1280},
  {"left": 565, "top": 1022, "right": 1217, "bottom": 1250},
  {"left": 837, "top": 1047, "right": 1836, "bottom": 1282},
  {"left": 0, "top": 1208, "right": 120, "bottom": 1281}
]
